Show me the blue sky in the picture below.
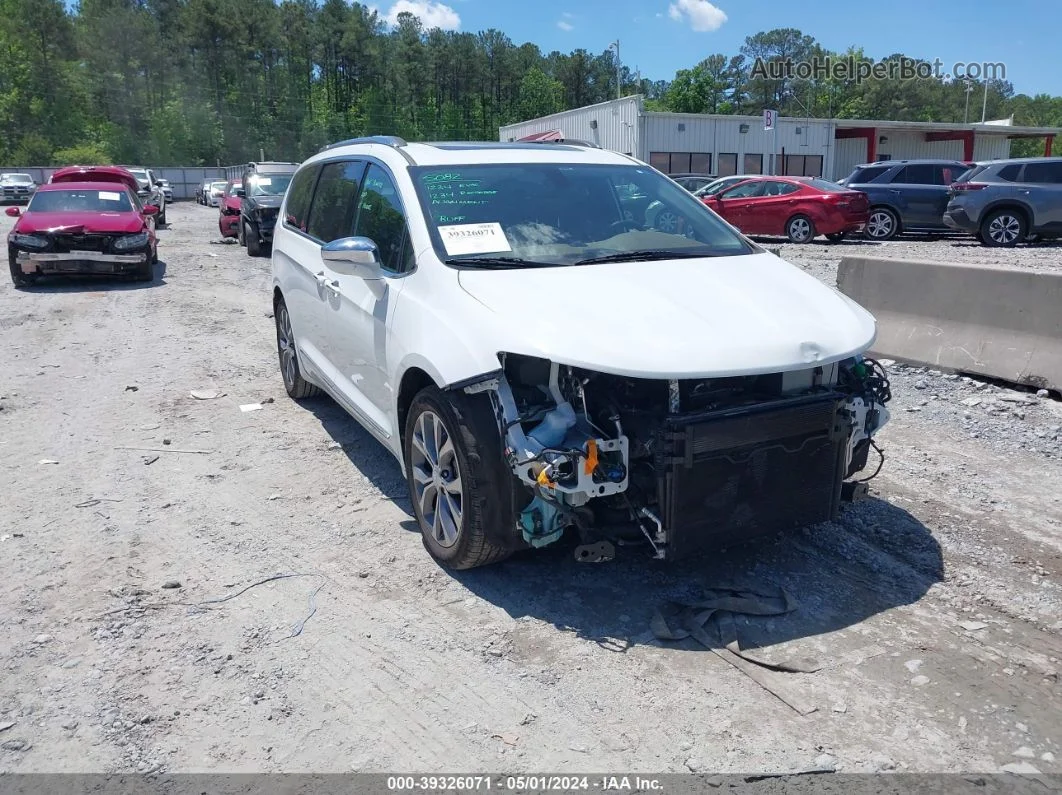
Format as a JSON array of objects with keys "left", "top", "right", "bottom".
[{"left": 380, "top": 0, "right": 1056, "bottom": 97}]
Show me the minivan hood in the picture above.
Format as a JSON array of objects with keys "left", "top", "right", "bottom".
[
  {"left": 16, "top": 211, "right": 145, "bottom": 235},
  {"left": 457, "top": 252, "right": 877, "bottom": 378}
]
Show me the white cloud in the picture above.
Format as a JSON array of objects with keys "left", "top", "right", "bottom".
[
  {"left": 667, "top": 0, "right": 727, "bottom": 32},
  {"left": 383, "top": 0, "right": 461, "bottom": 30},
  {"left": 557, "top": 19, "right": 574, "bottom": 31}
]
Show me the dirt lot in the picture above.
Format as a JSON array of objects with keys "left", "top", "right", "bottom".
[{"left": 1, "top": 203, "right": 1061, "bottom": 775}]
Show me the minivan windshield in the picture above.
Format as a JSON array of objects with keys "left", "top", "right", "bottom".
[
  {"left": 29, "top": 189, "right": 134, "bottom": 213},
  {"left": 413, "top": 163, "right": 754, "bottom": 268}
]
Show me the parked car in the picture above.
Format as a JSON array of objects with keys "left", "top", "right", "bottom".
[
  {"left": 645, "top": 175, "right": 763, "bottom": 230},
  {"left": 943, "top": 157, "right": 1062, "bottom": 247},
  {"left": 695, "top": 175, "right": 756, "bottom": 198},
  {"left": 670, "top": 173, "right": 717, "bottom": 193},
  {"left": 158, "top": 178, "right": 174, "bottom": 203},
  {"left": 1, "top": 173, "right": 38, "bottom": 204},
  {"left": 6, "top": 179, "right": 159, "bottom": 287},
  {"left": 122, "top": 167, "right": 167, "bottom": 225},
  {"left": 270, "top": 136, "right": 891, "bottom": 570},
  {"left": 207, "top": 180, "right": 227, "bottom": 207},
  {"left": 237, "top": 161, "right": 298, "bottom": 256},
  {"left": 218, "top": 180, "right": 242, "bottom": 238},
  {"left": 701, "top": 176, "right": 870, "bottom": 242},
  {"left": 838, "top": 159, "right": 970, "bottom": 240},
  {"left": 196, "top": 179, "right": 213, "bottom": 205},
  {"left": 50, "top": 165, "right": 141, "bottom": 192}
]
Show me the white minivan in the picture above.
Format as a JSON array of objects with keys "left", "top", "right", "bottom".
[{"left": 271, "top": 136, "right": 892, "bottom": 569}]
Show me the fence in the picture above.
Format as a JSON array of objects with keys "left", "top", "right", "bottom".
[{"left": 0, "top": 165, "right": 235, "bottom": 200}]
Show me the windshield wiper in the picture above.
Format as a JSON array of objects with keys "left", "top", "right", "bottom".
[
  {"left": 574, "top": 249, "right": 717, "bottom": 265},
  {"left": 444, "top": 256, "right": 559, "bottom": 269}
]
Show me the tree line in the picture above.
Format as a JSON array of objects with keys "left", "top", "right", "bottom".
[{"left": 0, "top": 0, "right": 1058, "bottom": 166}]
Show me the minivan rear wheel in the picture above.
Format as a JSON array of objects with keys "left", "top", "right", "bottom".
[
  {"left": 404, "top": 386, "right": 514, "bottom": 570},
  {"left": 981, "top": 208, "right": 1026, "bottom": 247}
]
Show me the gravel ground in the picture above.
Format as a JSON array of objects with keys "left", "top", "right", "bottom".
[{"left": 1, "top": 206, "right": 1060, "bottom": 776}]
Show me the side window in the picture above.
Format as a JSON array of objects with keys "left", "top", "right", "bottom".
[
  {"left": 305, "top": 160, "right": 365, "bottom": 243},
  {"left": 763, "top": 181, "right": 799, "bottom": 196},
  {"left": 283, "top": 165, "right": 320, "bottom": 232},
  {"left": 997, "top": 164, "right": 1021, "bottom": 181},
  {"left": 939, "top": 165, "right": 964, "bottom": 185},
  {"left": 723, "top": 181, "right": 766, "bottom": 199},
  {"left": 354, "top": 164, "right": 414, "bottom": 273},
  {"left": 1022, "top": 162, "right": 1062, "bottom": 184},
  {"left": 888, "top": 166, "right": 909, "bottom": 183},
  {"left": 903, "top": 164, "right": 938, "bottom": 184}
]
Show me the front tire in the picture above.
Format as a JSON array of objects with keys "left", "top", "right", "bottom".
[
  {"left": 134, "top": 254, "right": 154, "bottom": 282},
  {"left": 275, "top": 297, "right": 321, "bottom": 400},
  {"left": 786, "top": 214, "right": 816, "bottom": 243},
  {"left": 404, "top": 386, "right": 514, "bottom": 570},
  {"left": 980, "top": 208, "right": 1026, "bottom": 247},
  {"left": 9, "top": 253, "right": 35, "bottom": 289},
  {"left": 244, "top": 220, "right": 262, "bottom": 256}
]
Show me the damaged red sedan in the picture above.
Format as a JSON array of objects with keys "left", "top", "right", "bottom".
[
  {"left": 7, "top": 180, "right": 159, "bottom": 287},
  {"left": 218, "top": 180, "right": 242, "bottom": 239},
  {"left": 702, "top": 176, "right": 870, "bottom": 243}
]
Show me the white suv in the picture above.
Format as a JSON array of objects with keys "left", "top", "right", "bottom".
[{"left": 271, "top": 136, "right": 892, "bottom": 569}]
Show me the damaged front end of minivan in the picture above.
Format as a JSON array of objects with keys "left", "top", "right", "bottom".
[{"left": 462, "top": 352, "right": 891, "bottom": 561}]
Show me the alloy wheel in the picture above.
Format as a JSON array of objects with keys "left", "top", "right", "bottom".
[
  {"left": 988, "top": 214, "right": 1021, "bottom": 245},
  {"left": 788, "top": 217, "right": 811, "bottom": 242},
  {"left": 276, "top": 304, "right": 297, "bottom": 389},
  {"left": 656, "top": 210, "right": 679, "bottom": 232},
  {"left": 410, "top": 410, "right": 463, "bottom": 549},
  {"left": 866, "top": 211, "right": 894, "bottom": 239}
]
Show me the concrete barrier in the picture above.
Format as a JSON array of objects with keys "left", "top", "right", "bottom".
[{"left": 837, "top": 256, "right": 1062, "bottom": 392}]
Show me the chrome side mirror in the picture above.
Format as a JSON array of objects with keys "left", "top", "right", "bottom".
[{"left": 321, "top": 236, "right": 383, "bottom": 280}]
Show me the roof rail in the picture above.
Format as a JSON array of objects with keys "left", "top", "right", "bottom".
[
  {"left": 319, "top": 136, "right": 408, "bottom": 153},
  {"left": 521, "top": 137, "right": 601, "bottom": 149}
]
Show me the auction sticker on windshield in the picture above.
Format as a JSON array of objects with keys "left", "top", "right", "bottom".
[
  {"left": 438, "top": 222, "right": 512, "bottom": 256},
  {"left": 255, "top": 177, "right": 272, "bottom": 185},
  {"left": 99, "top": 191, "right": 121, "bottom": 201}
]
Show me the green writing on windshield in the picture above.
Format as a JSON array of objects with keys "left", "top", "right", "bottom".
[{"left": 426, "top": 179, "right": 496, "bottom": 207}]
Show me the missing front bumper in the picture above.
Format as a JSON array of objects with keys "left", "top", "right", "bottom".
[{"left": 655, "top": 393, "right": 849, "bottom": 558}]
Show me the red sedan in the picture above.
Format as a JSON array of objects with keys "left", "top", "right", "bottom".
[
  {"left": 701, "top": 176, "right": 870, "bottom": 243},
  {"left": 218, "top": 180, "right": 242, "bottom": 238},
  {"left": 6, "top": 181, "right": 159, "bottom": 287}
]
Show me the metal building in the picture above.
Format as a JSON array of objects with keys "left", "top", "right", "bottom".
[{"left": 500, "top": 96, "right": 1059, "bottom": 180}]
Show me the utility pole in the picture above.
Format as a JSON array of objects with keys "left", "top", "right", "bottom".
[
  {"left": 610, "top": 40, "right": 621, "bottom": 99},
  {"left": 963, "top": 78, "right": 974, "bottom": 124},
  {"left": 980, "top": 79, "right": 989, "bottom": 124}
]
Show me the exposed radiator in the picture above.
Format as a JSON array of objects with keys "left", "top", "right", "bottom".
[{"left": 655, "top": 394, "right": 848, "bottom": 557}]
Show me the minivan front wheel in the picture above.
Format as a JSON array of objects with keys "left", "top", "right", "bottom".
[
  {"left": 404, "top": 386, "right": 513, "bottom": 570},
  {"left": 275, "top": 298, "right": 321, "bottom": 399},
  {"left": 981, "top": 209, "right": 1026, "bottom": 247}
]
